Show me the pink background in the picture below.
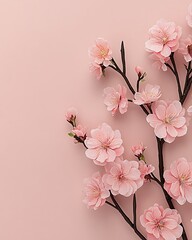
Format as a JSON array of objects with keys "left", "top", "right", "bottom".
[{"left": 0, "top": 0, "right": 192, "bottom": 239}]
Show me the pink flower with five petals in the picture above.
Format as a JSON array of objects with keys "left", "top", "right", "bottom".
[
  {"left": 150, "top": 53, "right": 170, "bottom": 71},
  {"left": 164, "top": 158, "right": 192, "bottom": 205},
  {"left": 89, "top": 62, "right": 103, "bottom": 80},
  {"left": 179, "top": 35, "right": 192, "bottom": 62},
  {"left": 89, "top": 38, "right": 112, "bottom": 67},
  {"left": 146, "top": 100, "right": 187, "bottom": 143},
  {"left": 140, "top": 204, "right": 183, "bottom": 240},
  {"left": 139, "top": 160, "right": 155, "bottom": 181},
  {"left": 145, "top": 19, "right": 182, "bottom": 58},
  {"left": 187, "top": 105, "right": 192, "bottom": 116},
  {"left": 83, "top": 172, "right": 110, "bottom": 210},
  {"left": 85, "top": 123, "right": 124, "bottom": 166},
  {"left": 133, "top": 84, "right": 161, "bottom": 105},
  {"left": 103, "top": 84, "right": 128, "bottom": 116},
  {"left": 103, "top": 158, "right": 143, "bottom": 197}
]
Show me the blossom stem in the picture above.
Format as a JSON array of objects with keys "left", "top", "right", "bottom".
[
  {"left": 181, "top": 75, "right": 192, "bottom": 104},
  {"left": 133, "top": 194, "right": 137, "bottom": 230},
  {"left": 106, "top": 201, "right": 117, "bottom": 209},
  {"left": 120, "top": 41, "right": 126, "bottom": 75},
  {"left": 109, "top": 192, "right": 147, "bottom": 240},
  {"left": 74, "top": 135, "right": 88, "bottom": 148},
  {"left": 110, "top": 58, "right": 135, "bottom": 94},
  {"left": 137, "top": 76, "right": 142, "bottom": 92},
  {"left": 183, "top": 61, "right": 191, "bottom": 93},
  {"left": 170, "top": 53, "right": 183, "bottom": 100},
  {"left": 156, "top": 137, "right": 165, "bottom": 184}
]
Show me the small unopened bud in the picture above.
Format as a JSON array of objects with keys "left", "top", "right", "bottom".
[
  {"left": 135, "top": 66, "right": 146, "bottom": 79},
  {"left": 131, "top": 142, "right": 147, "bottom": 160},
  {"left": 65, "top": 107, "right": 77, "bottom": 126}
]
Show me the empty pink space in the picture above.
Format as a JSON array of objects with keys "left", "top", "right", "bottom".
[{"left": 0, "top": 0, "right": 192, "bottom": 240}]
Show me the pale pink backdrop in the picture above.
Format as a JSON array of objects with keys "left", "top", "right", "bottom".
[{"left": 0, "top": 0, "right": 192, "bottom": 239}]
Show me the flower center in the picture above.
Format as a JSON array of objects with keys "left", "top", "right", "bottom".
[
  {"left": 162, "top": 36, "right": 168, "bottom": 45},
  {"left": 102, "top": 142, "right": 110, "bottom": 150},
  {"left": 118, "top": 173, "right": 125, "bottom": 181},
  {"left": 155, "top": 220, "right": 164, "bottom": 230},
  {"left": 179, "top": 174, "right": 190, "bottom": 184},
  {"left": 164, "top": 117, "right": 171, "bottom": 124},
  {"left": 164, "top": 114, "right": 175, "bottom": 124},
  {"left": 92, "top": 186, "right": 100, "bottom": 197},
  {"left": 100, "top": 49, "right": 107, "bottom": 57}
]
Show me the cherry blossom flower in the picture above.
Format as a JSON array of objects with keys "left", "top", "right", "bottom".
[
  {"left": 89, "top": 38, "right": 112, "bottom": 67},
  {"left": 103, "top": 84, "right": 128, "bottom": 116},
  {"left": 83, "top": 172, "right": 110, "bottom": 210},
  {"left": 102, "top": 158, "right": 143, "bottom": 197},
  {"left": 164, "top": 158, "right": 192, "bottom": 205},
  {"left": 85, "top": 123, "right": 124, "bottom": 166},
  {"left": 72, "top": 124, "right": 86, "bottom": 138},
  {"left": 131, "top": 143, "right": 146, "bottom": 158},
  {"left": 150, "top": 53, "right": 170, "bottom": 71},
  {"left": 187, "top": 105, "right": 192, "bottom": 116},
  {"left": 139, "top": 160, "right": 155, "bottom": 181},
  {"left": 146, "top": 100, "right": 187, "bottom": 143},
  {"left": 66, "top": 107, "right": 77, "bottom": 126},
  {"left": 179, "top": 35, "right": 192, "bottom": 62},
  {"left": 186, "top": 3, "right": 192, "bottom": 28},
  {"left": 133, "top": 84, "right": 161, "bottom": 105},
  {"left": 140, "top": 204, "right": 183, "bottom": 240},
  {"left": 89, "top": 62, "right": 103, "bottom": 80},
  {"left": 145, "top": 19, "right": 182, "bottom": 57}
]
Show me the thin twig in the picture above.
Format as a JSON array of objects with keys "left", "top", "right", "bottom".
[
  {"left": 109, "top": 192, "right": 147, "bottom": 240},
  {"left": 170, "top": 53, "right": 182, "bottom": 100},
  {"left": 120, "top": 41, "right": 126, "bottom": 75},
  {"left": 133, "top": 194, "right": 137, "bottom": 230}
]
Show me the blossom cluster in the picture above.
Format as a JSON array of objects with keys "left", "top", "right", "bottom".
[{"left": 66, "top": 3, "right": 192, "bottom": 240}]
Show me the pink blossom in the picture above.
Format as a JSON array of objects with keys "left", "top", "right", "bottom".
[
  {"left": 145, "top": 19, "right": 182, "bottom": 57},
  {"left": 164, "top": 158, "right": 192, "bottom": 205},
  {"left": 89, "top": 62, "right": 103, "bottom": 80},
  {"left": 66, "top": 107, "right": 77, "bottom": 122},
  {"left": 85, "top": 123, "right": 124, "bottom": 166},
  {"left": 140, "top": 204, "right": 183, "bottom": 240},
  {"left": 83, "top": 172, "right": 110, "bottom": 210},
  {"left": 89, "top": 38, "right": 112, "bottom": 67},
  {"left": 131, "top": 143, "right": 146, "bottom": 157},
  {"left": 139, "top": 160, "right": 155, "bottom": 181},
  {"left": 179, "top": 35, "right": 192, "bottom": 62},
  {"left": 72, "top": 124, "right": 86, "bottom": 138},
  {"left": 103, "top": 158, "right": 143, "bottom": 197},
  {"left": 187, "top": 105, "right": 192, "bottom": 116},
  {"left": 186, "top": 3, "right": 192, "bottom": 28},
  {"left": 146, "top": 100, "right": 187, "bottom": 143},
  {"left": 150, "top": 53, "right": 170, "bottom": 71},
  {"left": 133, "top": 84, "right": 161, "bottom": 105},
  {"left": 103, "top": 84, "right": 128, "bottom": 116}
]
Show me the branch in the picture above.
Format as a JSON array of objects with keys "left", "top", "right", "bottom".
[
  {"left": 133, "top": 194, "right": 137, "bottom": 230},
  {"left": 109, "top": 192, "right": 147, "bottom": 240},
  {"left": 170, "top": 53, "right": 182, "bottom": 100},
  {"left": 120, "top": 41, "right": 126, "bottom": 75}
]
